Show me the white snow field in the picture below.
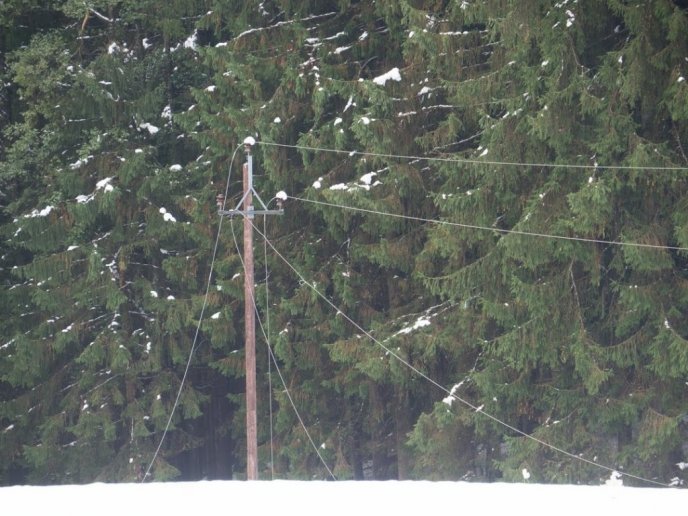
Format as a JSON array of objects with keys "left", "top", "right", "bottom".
[{"left": 1, "top": 480, "right": 685, "bottom": 516}]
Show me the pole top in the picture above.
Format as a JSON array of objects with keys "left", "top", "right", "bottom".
[{"left": 243, "top": 136, "right": 256, "bottom": 147}]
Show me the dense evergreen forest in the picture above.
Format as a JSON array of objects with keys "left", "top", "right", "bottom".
[{"left": 2, "top": 0, "right": 688, "bottom": 486}]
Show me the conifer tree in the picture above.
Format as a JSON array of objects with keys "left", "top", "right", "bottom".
[
  {"left": 185, "top": 0, "right": 449, "bottom": 479},
  {"left": 2, "top": 0, "right": 687, "bottom": 485},
  {"left": 412, "top": 0, "right": 688, "bottom": 484},
  {"left": 0, "top": 1, "right": 240, "bottom": 483}
]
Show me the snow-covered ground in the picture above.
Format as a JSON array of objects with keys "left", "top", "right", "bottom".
[{"left": 1, "top": 480, "right": 685, "bottom": 516}]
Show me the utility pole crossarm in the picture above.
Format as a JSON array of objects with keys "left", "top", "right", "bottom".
[
  {"left": 218, "top": 208, "right": 284, "bottom": 217},
  {"left": 219, "top": 141, "right": 285, "bottom": 219}
]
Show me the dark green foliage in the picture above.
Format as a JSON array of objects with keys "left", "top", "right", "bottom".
[
  {"left": 411, "top": 0, "right": 688, "bottom": 484},
  {"left": 1, "top": 0, "right": 687, "bottom": 486},
  {"left": 1, "top": 1, "right": 236, "bottom": 484}
]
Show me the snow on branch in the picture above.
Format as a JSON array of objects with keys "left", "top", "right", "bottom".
[
  {"left": 373, "top": 67, "right": 402, "bottom": 86},
  {"left": 235, "top": 11, "right": 337, "bottom": 41}
]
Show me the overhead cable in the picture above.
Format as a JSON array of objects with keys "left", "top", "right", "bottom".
[
  {"left": 141, "top": 144, "right": 243, "bottom": 482},
  {"left": 253, "top": 221, "right": 673, "bottom": 488},
  {"left": 230, "top": 218, "right": 337, "bottom": 480},
  {"left": 290, "top": 196, "right": 688, "bottom": 252},
  {"left": 258, "top": 140, "right": 688, "bottom": 172}
]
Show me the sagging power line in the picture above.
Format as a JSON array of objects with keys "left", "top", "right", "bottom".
[{"left": 252, "top": 220, "right": 674, "bottom": 488}]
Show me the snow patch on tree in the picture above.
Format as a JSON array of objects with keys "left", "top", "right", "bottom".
[
  {"left": 69, "top": 155, "right": 94, "bottom": 169},
  {"left": 565, "top": 9, "right": 575, "bottom": 27},
  {"left": 397, "top": 316, "right": 431, "bottom": 335},
  {"left": 25, "top": 206, "right": 54, "bottom": 218},
  {"left": 96, "top": 177, "right": 114, "bottom": 192},
  {"left": 372, "top": 67, "right": 401, "bottom": 86},
  {"left": 360, "top": 172, "right": 376, "bottom": 185},
  {"left": 183, "top": 30, "right": 198, "bottom": 50},
  {"left": 140, "top": 123, "right": 159, "bottom": 135}
]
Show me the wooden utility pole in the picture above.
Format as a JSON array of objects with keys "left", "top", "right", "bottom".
[
  {"left": 218, "top": 138, "right": 283, "bottom": 481},
  {"left": 243, "top": 154, "right": 258, "bottom": 480}
]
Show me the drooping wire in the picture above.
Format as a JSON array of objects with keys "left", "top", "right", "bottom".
[
  {"left": 263, "top": 327, "right": 338, "bottom": 480},
  {"left": 229, "top": 217, "right": 337, "bottom": 480},
  {"left": 263, "top": 332, "right": 337, "bottom": 480},
  {"left": 252, "top": 221, "right": 673, "bottom": 488},
  {"left": 290, "top": 196, "right": 688, "bottom": 252},
  {"left": 258, "top": 140, "right": 688, "bottom": 171},
  {"left": 263, "top": 214, "right": 276, "bottom": 480},
  {"left": 141, "top": 145, "right": 242, "bottom": 482}
]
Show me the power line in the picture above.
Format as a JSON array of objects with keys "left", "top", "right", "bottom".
[
  {"left": 258, "top": 140, "right": 688, "bottom": 172},
  {"left": 263, "top": 332, "right": 337, "bottom": 480},
  {"left": 252, "top": 221, "right": 673, "bottom": 488},
  {"left": 263, "top": 216, "right": 276, "bottom": 480},
  {"left": 141, "top": 145, "right": 242, "bottom": 482},
  {"left": 289, "top": 196, "right": 688, "bottom": 252},
  {"left": 230, "top": 218, "right": 336, "bottom": 480}
]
